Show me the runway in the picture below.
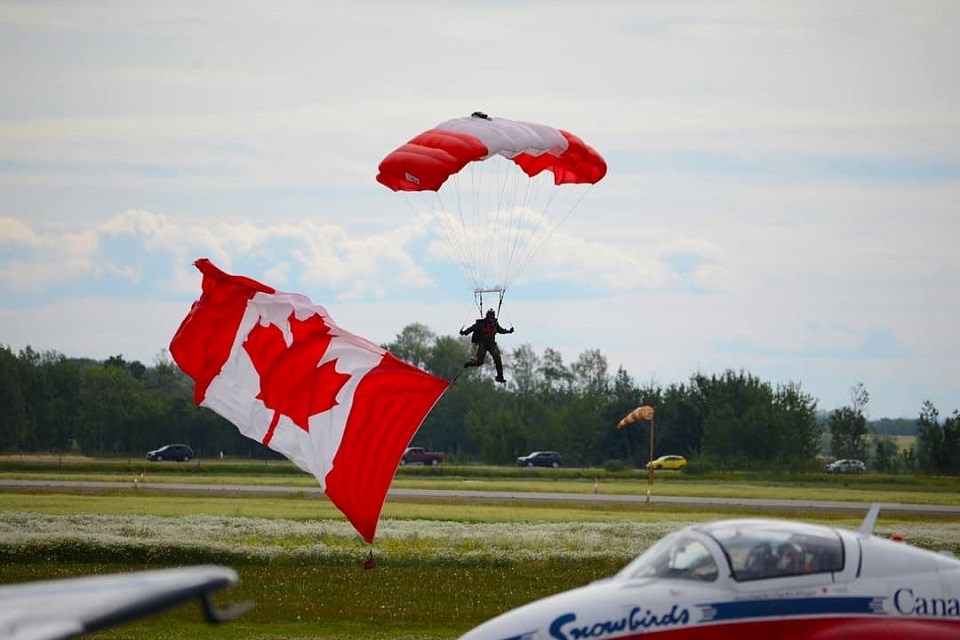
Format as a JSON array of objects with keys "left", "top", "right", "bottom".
[{"left": 2, "top": 479, "right": 958, "bottom": 518}]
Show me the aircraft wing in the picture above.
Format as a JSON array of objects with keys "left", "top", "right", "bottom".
[{"left": 0, "top": 564, "right": 250, "bottom": 640}]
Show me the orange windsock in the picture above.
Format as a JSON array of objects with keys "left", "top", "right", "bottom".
[{"left": 616, "top": 405, "right": 654, "bottom": 429}]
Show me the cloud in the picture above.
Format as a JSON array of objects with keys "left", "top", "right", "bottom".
[
  {"left": 0, "top": 216, "right": 100, "bottom": 291},
  {"left": 714, "top": 324, "right": 911, "bottom": 362},
  {"left": 2, "top": 209, "right": 704, "bottom": 303}
]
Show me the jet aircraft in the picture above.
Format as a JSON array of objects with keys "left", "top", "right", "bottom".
[{"left": 458, "top": 506, "right": 960, "bottom": 639}]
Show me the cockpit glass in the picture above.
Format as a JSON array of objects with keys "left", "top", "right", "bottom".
[
  {"left": 704, "top": 522, "right": 844, "bottom": 581},
  {"left": 619, "top": 535, "right": 719, "bottom": 582}
]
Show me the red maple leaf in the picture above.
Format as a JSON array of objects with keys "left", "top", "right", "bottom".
[{"left": 242, "top": 312, "right": 351, "bottom": 445}]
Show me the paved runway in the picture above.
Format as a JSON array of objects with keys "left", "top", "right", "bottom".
[{"left": 2, "top": 479, "right": 958, "bottom": 517}]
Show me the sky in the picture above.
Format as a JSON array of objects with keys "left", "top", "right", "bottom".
[{"left": 1, "top": 1, "right": 958, "bottom": 419}]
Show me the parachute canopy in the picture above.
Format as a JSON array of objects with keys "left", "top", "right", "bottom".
[
  {"left": 376, "top": 112, "right": 607, "bottom": 303},
  {"left": 376, "top": 112, "right": 607, "bottom": 192}
]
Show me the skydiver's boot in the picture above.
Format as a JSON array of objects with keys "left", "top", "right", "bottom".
[{"left": 495, "top": 367, "right": 506, "bottom": 383}]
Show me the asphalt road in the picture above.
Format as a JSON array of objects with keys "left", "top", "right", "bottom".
[{"left": 2, "top": 479, "right": 958, "bottom": 518}]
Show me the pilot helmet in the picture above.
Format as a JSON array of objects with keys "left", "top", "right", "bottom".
[{"left": 486, "top": 309, "right": 495, "bottom": 318}]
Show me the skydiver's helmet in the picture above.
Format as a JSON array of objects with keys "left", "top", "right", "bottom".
[{"left": 486, "top": 309, "right": 495, "bottom": 318}]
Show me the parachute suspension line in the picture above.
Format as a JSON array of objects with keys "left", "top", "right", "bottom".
[
  {"left": 465, "top": 157, "right": 512, "bottom": 294},
  {"left": 504, "top": 159, "right": 534, "bottom": 289},
  {"left": 474, "top": 158, "right": 497, "bottom": 291},
  {"left": 502, "top": 169, "right": 540, "bottom": 288},
  {"left": 514, "top": 183, "right": 595, "bottom": 282},
  {"left": 441, "top": 172, "right": 483, "bottom": 291},
  {"left": 448, "top": 171, "right": 480, "bottom": 289},
  {"left": 401, "top": 187, "right": 479, "bottom": 291},
  {"left": 488, "top": 165, "right": 548, "bottom": 292},
  {"left": 511, "top": 180, "right": 558, "bottom": 278},
  {"left": 474, "top": 286, "right": 506, "bottom": 316},
  {"left": 495, "top": 158, "right": 520, "bottom": 290},
  {"left": 463, "top": 302, "right": 478, "bottom": 329},
  {"left": 445, "top": 163, "right": 483, "bottom": 287}
]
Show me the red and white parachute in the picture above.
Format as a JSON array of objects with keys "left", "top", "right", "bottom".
[{"left": 377, "top": 112, "right": 607, "bottom": 310}]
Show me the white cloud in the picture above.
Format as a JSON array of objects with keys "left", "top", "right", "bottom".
[{"left": 0, "top": 218, "right": 101, "bottom": 290}]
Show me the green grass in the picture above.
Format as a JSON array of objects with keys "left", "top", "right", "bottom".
[{"left": 2, "top": 458, "right": 959, "bottom": 639}]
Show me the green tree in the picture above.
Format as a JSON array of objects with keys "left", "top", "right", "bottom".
[
  {"left": 916, "top": 401, "right": 960, "bottom": 474},
  {"left": 31, "top": 351, "right": 81, "bottom": 452},
  {"left": 77, "top": 364, "right": 140, "bottom": 455},
  {"left": 539, "top": 348, "right": 572, "bottom": 395},
  {"left": 872, "top": 436, "right": 899, "bottom": 473},
  {"left": 509, "top": 344, "right": 541, "bottom": 397},
  {"left": 383, "top": 323, "right": 435, "bottom": 369},
  {"left": 770, "top": 382, "right": 820, "bottom": 470},
  {"left": 0, "top": 346, "right": 29, "bottom": 451},
  {"left": 698, "top": 371, "right": 776, "bottom": 467},
  {"left": 654, "top": 382, "right": 701, "bottom": 461},
  {"left": 424, "top": 335, "right": 472, "bottom": 380},
  {"left": 571, "top": 349, "right": 609, "bottom": 395},
  {"left": 829, "top": 383, "right": 870, "bottom": 460}
]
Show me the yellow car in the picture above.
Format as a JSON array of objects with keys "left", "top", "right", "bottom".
[{"left": 646, "top": 455, "right": 687, "bottom": 471}]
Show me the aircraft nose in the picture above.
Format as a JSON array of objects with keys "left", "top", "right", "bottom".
[{"left": 457, "top": 611, "right": 535, "bottom": 640}]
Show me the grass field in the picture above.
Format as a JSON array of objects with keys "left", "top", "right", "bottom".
[{"left": 1, "top": 457, "right": 959, "bottom": 639}]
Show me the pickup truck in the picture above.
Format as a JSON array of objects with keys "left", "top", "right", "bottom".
[{"left": 400, "top": 446, "right": 444, "bottom": 466}]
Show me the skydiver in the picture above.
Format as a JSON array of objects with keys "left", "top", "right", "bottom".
[{"left": 460, "top": 308, "right": 514, "bottom": 383}]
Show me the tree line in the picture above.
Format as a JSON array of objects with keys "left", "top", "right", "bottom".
[{"left": 2, "top": 325, "right": 958, "bottom": 474}]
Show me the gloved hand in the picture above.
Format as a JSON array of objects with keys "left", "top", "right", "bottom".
[{"left": 508, "top": 327, "right": 515, "bottom": 333}]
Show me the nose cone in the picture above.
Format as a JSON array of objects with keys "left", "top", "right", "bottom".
[{"left": 458, "top": 602, "right": 542, "bottom": 640}]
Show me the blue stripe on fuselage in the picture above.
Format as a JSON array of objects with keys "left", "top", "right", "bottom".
[{"left": 698, "top": 596, "right": 886, "bottom": 622}]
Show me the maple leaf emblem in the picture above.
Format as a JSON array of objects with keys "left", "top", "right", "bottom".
[{"left": 243, "top": 311, "right": 351, "bottom": 445}]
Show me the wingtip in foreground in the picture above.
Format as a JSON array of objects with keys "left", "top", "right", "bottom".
[{"left": 0, "top": 565, "right": 251, "bottom": 640}]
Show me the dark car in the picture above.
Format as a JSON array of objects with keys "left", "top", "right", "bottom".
[
  {"left": 825, "top": 458, "right": 866, "bottom": 474},
  {"left": 517, "top": 451, "right": 562, "bottom": 468},
  {"left": 146, "top": 444, "right": 194, "bottom": 462}
]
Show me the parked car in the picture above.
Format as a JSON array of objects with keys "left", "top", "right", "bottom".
[
  {"left": 517, "top": 451, "right": 562, "bottom": 468},
  {"left": 646, "top": 455, "right": 687, "bottom": 471},
  {"left": 146, "top": 444, "right": 194, "bottom": 462},
  {"left": 399, "top": 446, "right": 444, "bottom": 466},
  {"left": 825, "top": 459, "right": 866, "bottom": 474}
]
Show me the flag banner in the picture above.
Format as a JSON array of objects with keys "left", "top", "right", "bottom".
[{"left": 170, "top": 259, "right": 449, "bottom": 542}]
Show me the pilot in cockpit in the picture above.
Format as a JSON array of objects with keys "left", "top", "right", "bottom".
[{"left": 775, "top": 542, "right": 803, "bottom": 575}]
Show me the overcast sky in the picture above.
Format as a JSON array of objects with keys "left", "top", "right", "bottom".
[{"left": 2, "top": 1, "right": 958, "bottom": 419}]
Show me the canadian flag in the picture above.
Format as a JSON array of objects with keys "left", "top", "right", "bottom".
[{"left": 169, "top": 259, "right": 449, "bottom": 543}]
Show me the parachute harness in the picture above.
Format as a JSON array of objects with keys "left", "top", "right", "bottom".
[{"left": 474, "top": 286, "right": 505, "bottom": 317}]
